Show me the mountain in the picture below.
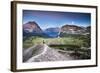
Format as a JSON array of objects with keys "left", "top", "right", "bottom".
[
  {"left": 44, "top": 27, "right": 60, "bottom": 38},
  {"left": 23, "top": 21, "right": 42, "bottom": 33},
  {"left": 45, "top": 27, "right": 60, "bottom": 32},
  {"left": 61, "top": 24, "right": 85, "bottom": 34},
  {"left": 23, "top": 21, "right": 49, "bottom": 37},
  {"left": 86, "top": 26, "right": 91, "bottom": 32},
  {"left": 23, "top": 22, "right": 90, "bottom": 38}
]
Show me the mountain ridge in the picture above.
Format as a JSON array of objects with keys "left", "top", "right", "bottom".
[{"left": 23, "top": 21, "right": 90, "bottom": 38}]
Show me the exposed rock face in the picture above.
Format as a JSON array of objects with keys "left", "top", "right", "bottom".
[
  {"left": 23, "top": 21, "right": 42, "bottom": 33},
  {"left": 23, "top": 21, "right": 50, "bottom": 37},
  {"left": 61, "top": 25, "right": 83, "bottom": 31},
  {"left": 61, "top": 24, "right": 85, "bottom": 34}
]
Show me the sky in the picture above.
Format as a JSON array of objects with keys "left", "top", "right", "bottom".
[{"left": 23, "top": 10, "right": 91, "bottom": 30}]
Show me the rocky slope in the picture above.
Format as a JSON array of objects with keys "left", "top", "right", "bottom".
[
  {"left": 23, "top": 21, "right": 42, "bottom": 33},
  {"left": 61, "top": 24, "right": 85, "bottom": 34},
  {"left": 25, "top": 44, "right": 75, "bottom": 62},
  {"left": 23, "top": 21, "right": 50, "bottom": 37}
]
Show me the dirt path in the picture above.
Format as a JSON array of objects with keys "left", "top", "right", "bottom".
[{"left": 23, "top": 44, "right": 75, "bottom": 62}]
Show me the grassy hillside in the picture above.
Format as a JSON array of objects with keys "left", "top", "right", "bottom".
[{"left": 23, "top": 34, "right": 90, "bottom": 49}]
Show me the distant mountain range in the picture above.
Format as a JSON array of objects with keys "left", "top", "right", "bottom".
[
  {"left": 23, "top": 21, "right": 91, "bottom": 38},
  {"left": 45, "top": 27, "right": 60, "bottom": 32},
  {"left": 44, "top": 27, "right": 60, "bottom": 38}
]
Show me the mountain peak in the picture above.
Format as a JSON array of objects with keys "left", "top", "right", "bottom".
[
  {"left": 26, "top": 21, "right": 38, "bottom": 25},
  {"left": 61, "top": 24, "right": 83, "bottom": 31},
  {"left": 23, "top": 21, "right": 42, "bottom": 33}
]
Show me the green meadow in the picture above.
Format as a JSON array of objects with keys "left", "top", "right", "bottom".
[{"left": 23, "top": 34, "right": 91, "bottom": 59}]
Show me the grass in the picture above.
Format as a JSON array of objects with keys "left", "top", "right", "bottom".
[
  {"left": 23, "top": 34, "right": 90, "bottom": 49},
  {"left": 23, "top": 35, "right": 91, "bottom": 59}
]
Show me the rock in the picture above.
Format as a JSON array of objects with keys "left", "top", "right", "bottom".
[{"left": 25, "top": 44, "right": 74, "bottom": 62}]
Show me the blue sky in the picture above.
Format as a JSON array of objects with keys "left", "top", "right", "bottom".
[{"left": 23, "top": 10, "right": 91, "bottom": 30}]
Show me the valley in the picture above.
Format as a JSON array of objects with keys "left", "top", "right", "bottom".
[{"left": 23, "top": 21, "right": 91, "bottom": 62}]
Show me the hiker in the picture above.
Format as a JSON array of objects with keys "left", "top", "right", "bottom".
[{"left": 43, "top": 40, "right": 45, "bottom": 44}]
